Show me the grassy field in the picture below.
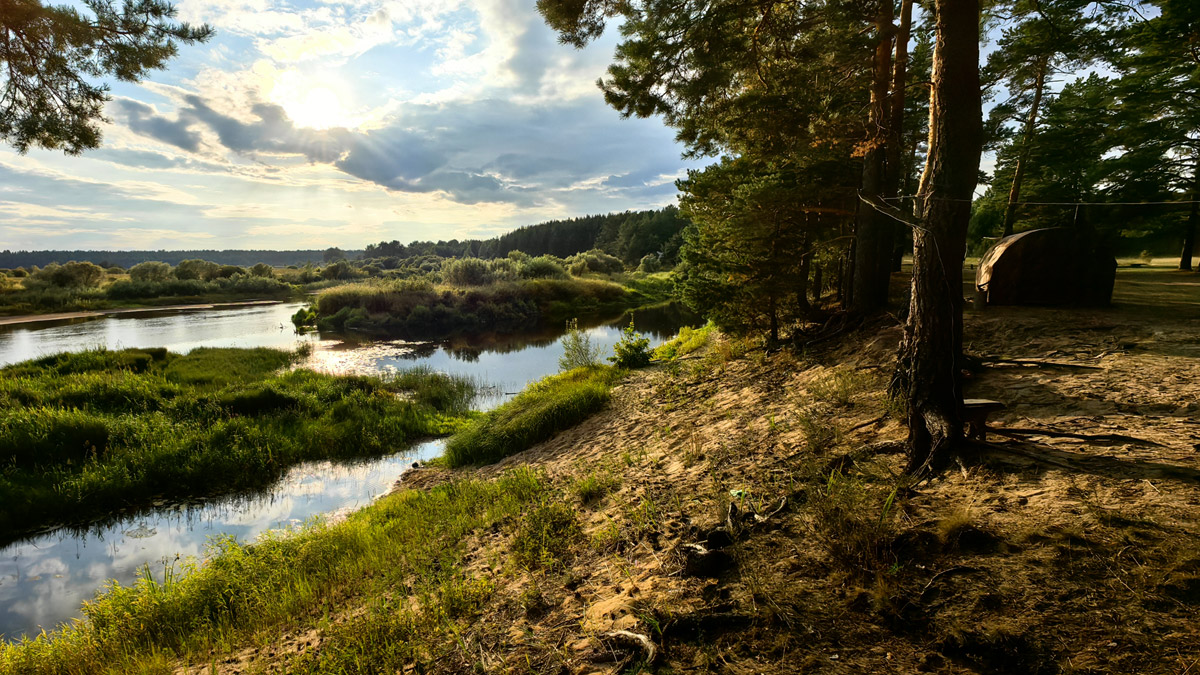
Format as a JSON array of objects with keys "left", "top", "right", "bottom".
[
  {"left": 0, "top": 275, "right": 300, "bottom": 317},
  {"left": 314, "top": 274, "right": 671, "bottom": 339},
  {"left": 0, "top": 347, "right": 474, "bottom": 541}
]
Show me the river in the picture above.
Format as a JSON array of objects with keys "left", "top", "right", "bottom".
[{"left": 0, "top": 300, "right": 697, "bottom": 640}]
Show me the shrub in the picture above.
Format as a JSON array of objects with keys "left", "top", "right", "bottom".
[
  {"left": 558, "top": 318, "right": 602, "bottom": 371},
  {"left": 249, "top": 262, "right": 275, "bottom": 277},
  {"left": 174, "top": 259, "right": 220, "bottom": 281},
  {"left": 520, "top": 256, "right": 568, "bottom": 279},
  {"left": 292, "top": 306, "right": 318, "bottom": 328},
  {"left": 442, "top": 258, "right": 493, "bottom": 286},
  {"left": 216, "top": 265, "right": 246, "bottom": 279},
  {"left": 129, "top": 261, "right": 173, "bottom": 283},
  {"left": 609, "top": 321, "right": 652, "bottom": 369},
  {"left": 29, "top": 261, "right": 107, "bottom": 288},
  {"left": 11, "top": 267, "right": 28, "bottom": 278},
  {"left": 637, "top": 254, "right": 661, "bottom": 273},
  {"left": 322, "top": 260, "right": 354, "bottom": 280},
  {"left": 566, "top": 249, "right": 625, "bottom": 275}
]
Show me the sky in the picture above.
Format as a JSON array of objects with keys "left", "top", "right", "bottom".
[{"left": 0, "top": 0, "right": 700, "bottom": 251}]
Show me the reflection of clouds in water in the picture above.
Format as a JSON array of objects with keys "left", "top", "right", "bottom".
[
  {"left": 0, "top": 451, "right": 417, "bottom": 639},
  {"left": 0, "top": 303, "right": 693, "bottom": 639}
]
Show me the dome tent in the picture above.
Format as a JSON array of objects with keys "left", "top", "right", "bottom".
[{"left": 976, "top": 228, "right": 1116, "bottom": 306}]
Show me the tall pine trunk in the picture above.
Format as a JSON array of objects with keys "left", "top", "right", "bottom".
[
  {"left": 1180, "top": 170, "right": 1199, "bottom": 272},
  {"left": 851, "top": 1, "right": 895, "bottom": 312},
  {"left": 897, "top": 0, "right": 982, "bottom": 476},
  {"left": 886, "top": 0, "right": 914, "bottom": 274},
  {"left": 1001, "top": 55, "right": 1048, "bottom": 238}
]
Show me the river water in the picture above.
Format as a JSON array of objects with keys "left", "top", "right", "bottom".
[{"left": 0, "top": 301, "right": 696, "bottom": 640}]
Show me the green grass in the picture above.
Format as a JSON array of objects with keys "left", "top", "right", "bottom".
[
  {"left": 0, "top": 467, "right": 552, "bottom": 674},
  {"left": 0, "top": 348, "right": 475, "bottom": 540},
  {"left": 651, "top": 320, "right": 716, "bottom": 361},
  {"left": 0, "top": 277, "right": 299, "bottom": 317},
  {"left": 443, "top": 366, "right": 623, "bottom": 467},
  {"left": 314, "top": 277, "right": 635, "bottom": 338}
]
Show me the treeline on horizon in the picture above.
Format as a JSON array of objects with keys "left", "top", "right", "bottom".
[{"left": 0, "top": 207, "right": 688, "bottom": 270}]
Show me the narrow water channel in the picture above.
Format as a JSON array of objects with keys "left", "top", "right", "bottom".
[{"left": 0, "top": 301, "right": 697, "bottom": 639}]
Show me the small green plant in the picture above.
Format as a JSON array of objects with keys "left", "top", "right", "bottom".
[
  {"left": 512, "top": 500, "right": 580, "bottom": 569},
  {"left": 571, "top": 471, "right": 617, "bottom": 505},
  {"left": 609, "top": 321, "right": 652, "bottom": 369},
  {"left": 558, "top": 318, "right": 602, "bottom": 371},
  {"left": 796, "top": 405, "right": 839, "bottom": 453},
  {"left": 809, "top": 473, "right": 900, "bottom": 574}
]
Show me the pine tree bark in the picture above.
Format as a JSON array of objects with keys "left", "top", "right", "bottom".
[
  {"left": 897, "top": 0, "right": 982, "bottom": 476},
  {"left": 886, "top": 0, "right": 913, "bottom": 274},
  {"left": 851, "top": 1, "right": 896, "bottom": 312},
  {"left": 1001, "top": 55, "right": 1048, "bottom": 238},
  {"left": 1180, "top": 170, "right": 1199, "bottom": 272}
]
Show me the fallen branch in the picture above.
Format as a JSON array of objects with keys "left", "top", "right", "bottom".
[{"left": 600, "top": 630, "right": 657, "bottom": 665}]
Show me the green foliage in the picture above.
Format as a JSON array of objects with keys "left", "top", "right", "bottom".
[
  {"left": 566, "top": 248, "right": 624, "bottom": 276},
  {"left": 315, "top": 277, "right": 630, "bottom": 339},
  {"left": 512, "top": 500, "right": 580, "bottom": 569},
  {"left": 173, "top": 259, "right": 220, "bottom": 281},
  {"left": 637, "top": 254, "right": 661, "bottom": 273},
  {"left": 608, "top": 320, "right": 651, "bottom": 369},
  {"left": 0, "top": 348, "right": 475, "bottom": 537},
  {"left": 0, "top": 0, "right": 213, "bottom": 154},
  {"left": 27, "top": 261, "right": 106, "bottom": 288},
  {"left": 520, "top": 255, "right": 568, "bottom": 279},
  {"left": 558, "top": 318, "right": 602, "bottom": 371},
  {"left": 291, "top": 306, "right": 318, "bottom": 328},
  {"left": 444, "top": 366, "right": 621, "bottom": 467},
  {"left": 128, "top": 261, "right": 172, "bottom": 283},
  {"left": 652, "top": 321, "right": 715, "bottom": 361},
  {"left": 249, "top": 262, "right": 275, "bottom": 278},
  {"left": 441, "top": 257, "right": 493, "bottom": 285}
]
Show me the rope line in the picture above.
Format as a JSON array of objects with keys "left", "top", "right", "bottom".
[{"left": 882, "top": 195, "right": 1200, "bottom": 206}]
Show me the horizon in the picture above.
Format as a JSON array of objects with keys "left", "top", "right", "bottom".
[{"left": 0, "top": 0, "right": 698, "bottom": 252}]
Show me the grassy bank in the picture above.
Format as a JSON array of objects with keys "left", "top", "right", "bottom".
[
  {"left": 314, "top": 277, "right": 653, "bottom": 339},
  {"left": 0, "top": 468, "right": 554, "bottom": 673},
  {"left": 0, "top": 347, "right": 474, "bottom": 541},
  {"left": 444, "top": 366, "right": 624, "bottom": 467},
  {"left": 0, "top": 276, "right": 299, "bottom": 317}
]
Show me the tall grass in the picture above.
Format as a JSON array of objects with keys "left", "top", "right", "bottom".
[
  {"left": 0, "top": 468, "right": 551, "bottom": 674},
  {"left": 314, "top": 277, "right": 631, "bottom": 338},
  {"left": 444, "top": 366, "right": 622, "bottom": 467},
  {"left": 0, "top": 348, "right": 475, "bottom": 540}
]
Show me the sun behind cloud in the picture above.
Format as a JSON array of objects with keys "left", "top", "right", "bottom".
[{"left": 270, "top": 71, "right": 357, "bottom": 130}]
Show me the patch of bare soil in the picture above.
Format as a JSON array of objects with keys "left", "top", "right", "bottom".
[{"left": 202, "top": 272, "right": 1200, "bottom": 674}]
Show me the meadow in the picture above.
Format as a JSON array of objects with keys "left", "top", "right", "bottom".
[
  {"left": 314, "top": 276, "right": 657, "bottom": 338},
  {"left": 0, "top": 347, "right": 474, "bottom": 541}
]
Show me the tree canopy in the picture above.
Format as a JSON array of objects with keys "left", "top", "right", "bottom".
[{"left": 0, "top": 0, "right": 212, "bottom": 154}]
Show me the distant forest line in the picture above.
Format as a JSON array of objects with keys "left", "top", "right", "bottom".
[{"left": 0, "top": 207, "right": 686, "bottom": 270}]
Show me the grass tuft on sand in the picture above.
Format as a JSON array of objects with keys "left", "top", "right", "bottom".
[{"left": 444, "top": 366, "right": 623, "bottom": 467}]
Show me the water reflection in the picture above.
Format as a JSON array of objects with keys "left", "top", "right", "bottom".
[
  {"left": 0, "top": 440, "right": 445, "bottom": 640},
  {"left": 0, "top": 299, "right": 699, "bottom": 640}
]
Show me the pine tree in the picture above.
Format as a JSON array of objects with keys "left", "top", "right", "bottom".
[{"left": 1, "top": 0, "right": 212, "bottom": 154}]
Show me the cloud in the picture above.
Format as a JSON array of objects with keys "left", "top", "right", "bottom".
[{"left": 109, "top": 99, "right": 203, "bottom": 152}]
